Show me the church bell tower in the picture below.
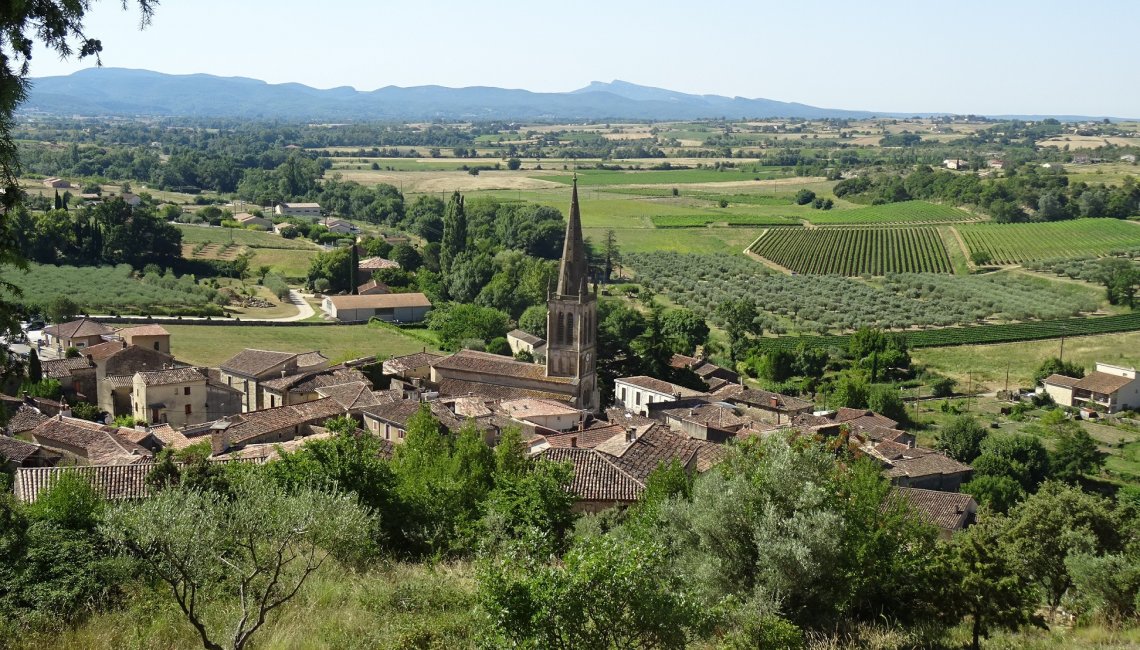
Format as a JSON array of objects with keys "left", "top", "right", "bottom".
[{"left": 545, "top": 179, "right": 599, "bottom": 412}]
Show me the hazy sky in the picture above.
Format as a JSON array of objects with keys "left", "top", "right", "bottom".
[{"left": 25, "top": 0, "right": 1140, "bottom": 116}]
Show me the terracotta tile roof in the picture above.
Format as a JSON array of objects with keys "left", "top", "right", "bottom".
[
  {"left": 326, "top": 293, "right": 432, "bottom": 310},
  {"left": 362, "top": 399, "right": 425, "bottom": 428},
  {"left": 225, "top": 398, "right": 347, "bottom": 445},
  {"left": 136, "top": 367, "right": 207, "bottom": 386},
  {"left": 43, "top": 318, "right": 113, "bottom": 340},
  {"left": 41, "top": 356, "right": 93, "bottom": 378},
  {"left": 147, "top": 424, "right": 193, "bottom": 450},
  {"left": 436, "top": 378, "right": 569, "bottom": 402},
  {"left": 117, "top": 324, "right": 170, "bottom": 337},
  {"left": 443, "top": 396, "right": 494, "bottom": 418},
  {"left": 0, "top": 435, "right": 52, "bottom": 464},
  {"left": 597, "top": 425, "right": 721, "bottom": 482},
  {"left": 544, "top": 423, "right": 627, "bottom": 449},
  {"left": 6, "top": 405, "right": 48, "bottom": 435},
  {"left": 871, "top": 443, "right": 972, "bottom": 480},
  {"left": 669, "top": 353, "right": 701, "bottom": 369},
  {"left": 383, "top": 351, "right": 443, "bottom": 375},
  {"left": 357, "top": 280, "right": 390, "bottom": 295},
  {"left": 27, "top": 416, "right": 153, "bottom": 465},
  {"left": 433, "top": 349, "right": 569, "bottom": 383},
  {"left": 13, "top": 459, "right": 262, "bottom": 502},
  {"left": 213, "top": 431, "right": 336, "bottom": 462},
  {"left": 1073, "top": 371, "right": 1135, "bottom": 395},
  {"left": 296, "top": 351, "right": 329, "bottom": 368},
  {"left": 729, "top": 388, "right": 813, "bottom": 412},
  {"left": 835, "top": 408, "right": 899, "bottom": 432},
  {"left": 861, "top": 426, "right": 913, "bottom": 444},
  {"left": 660, "top": 403, "right": 748, "bottom": 430},
  {"left": 1043, "top": 373, "right": 1081, "bottom": 388},
  {"left": 220, "top": 349, "right": 298, "bottom": 376},
  {"left": 538, "top": 447, "right": 644, "bottom": 503},
  {"left": 83, "top": 340, "right": 130, "bottom": 360},
  {"left": 358, "top": 256, "right": 400, "bottom": 270},
  {"left": 889, "top": 487, "right": 976, "bottom": 531},
  {"left": 709, "top": 383, "right": 746, "bottom": 400},
  {"left": 616, "top": 376, "right": 706, "bottom": 398},
  {"left": 507, "top": 329, "right": 545, "bottom": 346},
  {"left": 14, "top": 464, "right": 154, "bottom": 502},
  {"left": 261, "top": 367, "right": 365, "bottom": 393},
  {"left": 315, "top": 381, "right": 385, "bottom": 410},
  {"left": 501, "top": 398, "right": 580, "bottom": 419},
  {"left": 104, "top": 374, "right": 135, "bottom": 389}
]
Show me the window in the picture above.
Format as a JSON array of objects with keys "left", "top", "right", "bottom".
[
  {"left": 635, "top": 392, "right": 641, "bottom": 406},
  {"left": 556, "top": 312, "right": 564, "bottom": 344},
  {"left": 566, "top": 314, "right": 574, "bottom": 344},
  {"left": 184, "top": 404, "right": 192, "bottom": 415},
  {"left": 270, "top": 395, "right": 276, "bottom": 408},
  {"left": 621, "top": 387, "right": 626, "bottom": 402},
  {"left": 154, "top": 342, "right": 160, "bottom": 351},
  {"left": 183, "top": 387, "right": 191, "bottom": 396},
  {"left": 398, "top": 429, "right": 405, "bottom": 440}
]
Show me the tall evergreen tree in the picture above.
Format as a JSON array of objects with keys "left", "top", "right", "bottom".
[
  {"left": 440, "top": 191, "right": 467, "bottom": 277},
  {"left": 349, "top": 236, "right": 359, "bottom": 295},
  {"left": 27, "top": 349, "right": 42, "bottom": 383}
]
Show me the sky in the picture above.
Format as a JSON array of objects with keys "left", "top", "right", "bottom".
[{"left": 24, "top": 0, "right": 1140, "bottom": 117}]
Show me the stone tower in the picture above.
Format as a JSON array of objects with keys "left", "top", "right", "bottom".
[{"left": 545, "top": 178, "right": 599, "bottom": 412}]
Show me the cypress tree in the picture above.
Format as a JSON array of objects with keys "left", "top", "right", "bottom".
[
  {"left": 349, "top": 236, "right": 359, "bottom": 295},
  {"left": 28, "top": 349, "right": 42, "bottom": 384},
  {"left": 53, "top": 190, "right": 62, "bottom": 210},
  {"left": 440, "top": 191, "right": 467, "bottom": 276}
]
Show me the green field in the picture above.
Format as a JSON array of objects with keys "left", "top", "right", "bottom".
[
  {"left": 536, "top": 166, "right": 785, "bottom": 186},
  {"left": 166, "top": 323, "right": 439, "bottom": 367},
  {"left": 750, "top": 226, "right": 951, "bottom": 275},
  {"left": 651, "top": 214, "right": 800, "bottom": 228},
  {"left": 176, "top": 224, "right": 316, "bottom": 250},
  {"left": 958, "top": 219, "right": 1140, "bottom": 264},
  {"left": 587, "top": 227, "right": 760, "bottom": 255},
  {"left": 804, "top": 200, "right": 979, "bottom": 225}
]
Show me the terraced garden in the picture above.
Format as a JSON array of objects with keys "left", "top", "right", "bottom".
[
  {"left": 958, "top": 219, "right": 1140, "bottom": 264},
  {"left": 749, "top": 226, "right": 952, "bottom": 275}
]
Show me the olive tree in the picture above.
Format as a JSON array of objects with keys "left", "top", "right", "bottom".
[{"left": 102, "top": 473, "right": 373, "bottom": 650}]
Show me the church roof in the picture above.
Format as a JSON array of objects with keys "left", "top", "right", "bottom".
[{"left": 555, "top": 178, "right": 589, "bottom": 296}]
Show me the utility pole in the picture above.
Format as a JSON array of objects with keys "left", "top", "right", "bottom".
[{"left": 1059, "top": 335, "right": 1065, "bottom": 363}]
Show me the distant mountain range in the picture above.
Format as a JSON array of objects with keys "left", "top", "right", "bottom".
[{"left": 20, "top": 68, "right": 1124, "bottom": 122}]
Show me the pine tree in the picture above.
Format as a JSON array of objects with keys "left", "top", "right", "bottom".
[{"left": 440, "top": 191, "right": 467, "bottom": 277}]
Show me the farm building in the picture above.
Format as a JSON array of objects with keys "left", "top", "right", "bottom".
[
  {"left": 321, "top": 293, "right": 432, "bottom": 323},
  {"left": 234, "top": 213, "right": 273, "bottom": 229},
  {"left": 42, "top": 317, "right": 115, "bottom": 351},
  {"left": 117, "top": 324, "right": 171, "bottom": 354},
  {"left": 41, "top": 177, "right": 71, "bottom": 188},
  {"left": 274, "top": 222, "right": 295, "bottom": 235},
  {"left": 323, "top": 218, "right": 356, "bottom": 234},
  {"left": 1041, "top": 363, "right": 1140, "bottom": 414},
  {"left": 275, "top": 202, "right": 322, "bottom": 218},
  {"left": 356, "top": 280, "right": 390, "bottom": 295}
]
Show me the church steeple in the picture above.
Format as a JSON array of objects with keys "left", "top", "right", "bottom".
[
  {"left": 545, "top": 177, "right": 599, "bottom": 412},
  {"left": 556, "top": 178, "right": 589, "bottom": 296}
]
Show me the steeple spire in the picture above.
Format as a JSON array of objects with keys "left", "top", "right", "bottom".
[{"left": 556, "top": 177, "right": 588, "bottom": 296}]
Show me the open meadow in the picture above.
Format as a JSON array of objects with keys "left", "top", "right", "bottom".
[{"left": 165, "top": 323, "right": 438, "bottom": 367}]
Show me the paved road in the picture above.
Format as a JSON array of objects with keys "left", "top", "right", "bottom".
[
  {"left": 83, "top": 290, "right": 322, "bottom": 325},
  {"left": 276, "top": 290, "right": 316, "bottom": 322}
]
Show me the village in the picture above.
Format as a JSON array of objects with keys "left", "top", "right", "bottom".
[{"left": 6, "top": 188, "right": 1137, "bottom": 544}]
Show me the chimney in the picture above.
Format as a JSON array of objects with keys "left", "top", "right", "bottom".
[
  {"left": 770, "top": 396, "right": 779, "bottom": 408},
  {"left": 23, "top": 391, "right": 32, "bottom": 405},
  {"left": 577, "top": 420, "right": 584, "bottom": 432},
  {"left": 281, "top": 370, "right": 287, "bottom": 378},
  {"left": 625, "top": 427, "right": 636, "bottom": 443},
  {"left": 86, "top": 354, "right": 93, "bottom": 363},
  {"left": 121, "top": 340, "right": 127, "bottom": 349},
  {"left": 570, "top": 436, "right": 577, "bottom": 448},
  {"left": 211, "top": 429, "right": 231, "bottom": 455}
]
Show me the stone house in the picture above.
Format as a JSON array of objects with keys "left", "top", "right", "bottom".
[
  {"left": 614, "top": 376, "right": 707, "bottom": 417},
  {"left": 131, "top": 367, "right": 209, "bottom": 428},
  {"left": 1042, "top": 363, "right": 1140, "bottom": 413},
  {"left": 42, "top": 317, "right": 114, "bottom": 351},
  {"left": 218, "top": 349, "right": 329, "bottom": 413}
]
